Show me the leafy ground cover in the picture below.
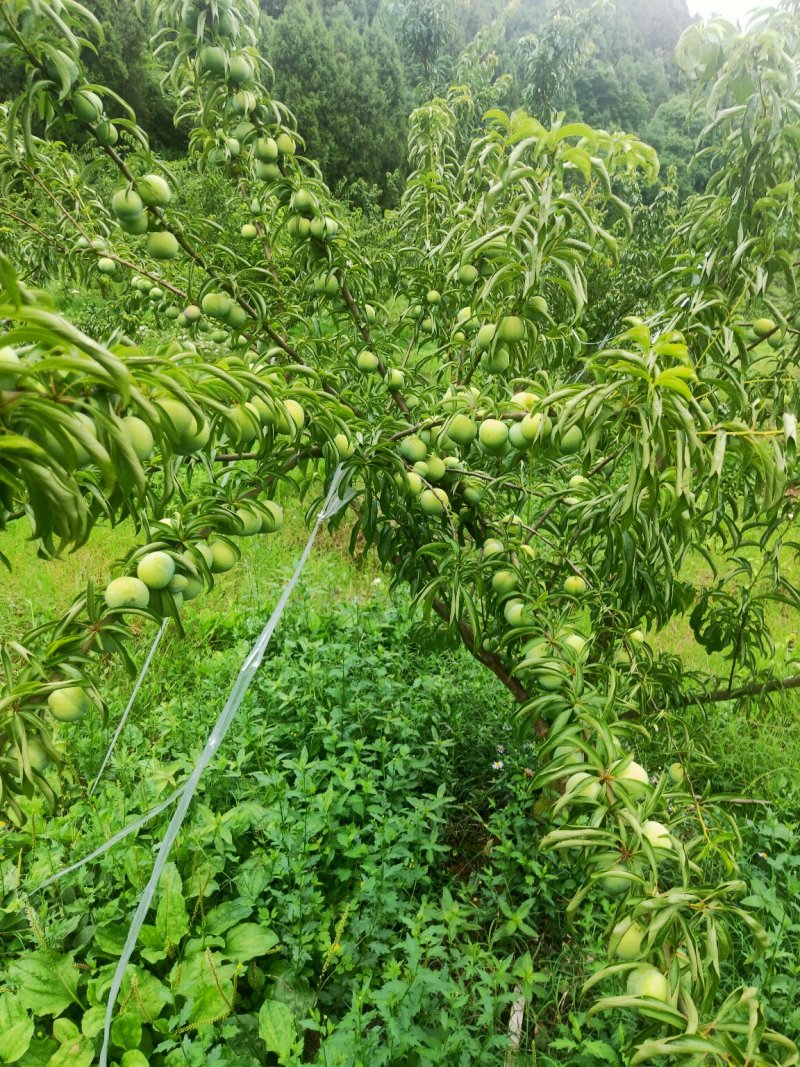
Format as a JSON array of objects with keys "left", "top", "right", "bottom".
[
  {"left": 1, "top": 0, "right": 800, "bottom": 1057},
  {"left": 1, "top": 512, "right": 800, "bottom": 1064}
]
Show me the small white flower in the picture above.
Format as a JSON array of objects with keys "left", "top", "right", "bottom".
[
  {"left": 372, "top": 577, "right": 382, "bottom": 586},
  {"left": 491, "top": 760, "right": 504, "bottom": 771},
  {"left": 497, "top": 744, "right": 505, "bottom": 754}
]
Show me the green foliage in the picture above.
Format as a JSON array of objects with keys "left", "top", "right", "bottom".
[
  {"left": 569, "top": 0, "right": 690, "bottom": 133},
  {"left": 642, "top": 94, "right": 712, "bottom": 200},
  {"left": 4, "top": 600, "right": 800, "bottom": 1062},
  {"left": 673, "top": 11, "right": 800, "bottom": 298},
  {"left": 516, "top": 0, "right": 611, "bottom": 119},
  {"left": 0, "top": 603, "right": 535, "bottom": 1063},
  {"left": 1, "top": 0, "right": 800, "bottom": 1062},
  {"left": 392, "top": 0, "right": 457, "bottom": 92},
  {"left": 584, "top": 178, "right": 680, "bottom": 339},
  {"left": 263, "top": 0, "right": 408, "bottom": 197},
  {"left": 0, "top": 0, "right": 709, "bottom": 200}
]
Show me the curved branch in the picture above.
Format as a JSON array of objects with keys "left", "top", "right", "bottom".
[
  {"left": 680, "top": 672, "right": 800, "bottom": 707},
  {"left": 431, "top": 596, "right": 530, "bottom": 704}
]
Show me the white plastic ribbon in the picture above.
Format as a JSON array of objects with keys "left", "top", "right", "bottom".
[
  {"left": 89, "top": 616, "right": 171, "bottom": 796},
  {"left": 30, "top": 783, "right": 186, "bottom": 893},
  {"left": 96, "top": 468, "right": 351, "bottom": 1066}
]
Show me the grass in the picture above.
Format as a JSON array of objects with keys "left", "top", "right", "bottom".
[
  {"left": 0, "top": 496, "right": 383, "bottom": 645},
  {"left": 0, "top": 595, "right": 605, "bottom": 1065},
  {"left": 655, "top": 536, "right": 800, "bottom": 672}
]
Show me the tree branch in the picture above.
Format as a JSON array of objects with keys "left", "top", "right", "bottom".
[
  {"left": 340, "top": 281, "right": 410, "bottom": 417},
  {"left": 680, "top": 672, "right": 800, "bottom": 708},
  {"left": 431, "top": 597, "right": 531, "bottom": 704}
]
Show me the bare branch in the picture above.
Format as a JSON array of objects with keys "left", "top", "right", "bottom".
[
  {"left": 680, "top": 672, "right": 800, "bottom": 707},
  {"left": 431, "top": 597, "right": 531, "bottom": 704}
]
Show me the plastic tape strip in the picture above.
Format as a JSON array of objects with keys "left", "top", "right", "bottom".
[
  {"left": 89, "top": 615, "right": 171, "bottom": 796},
  {"left": 97, "top": 469, "right": 351, "bottom": 1066}
]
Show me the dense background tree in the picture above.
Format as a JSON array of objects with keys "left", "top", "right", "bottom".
[
  {"left": 433, "top": 0, "right": 694, "bottom": 134},
  {"left": 0, "top": 0, "right": 704, "bottom": 200},
  {"left": 569, "top": 0, "right": 691, "bottom": 129},
  {"left": 642, "top": 93, "right": 712, "bottom": 199},
  {"left": 515, "top": 0, "right": 609, "bottom": 118},
  {"left": 390, "top": 0, "right": 457, "bottom": 92},
  {"left": 261, "top": 0, "right": 702, "bottom": 199},
  {"left": 261, "top": 0, "right": 407, "bottom": 199}
]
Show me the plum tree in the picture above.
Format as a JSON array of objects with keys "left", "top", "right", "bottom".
[
  {"left": 419, "top": 487, "right": 449, "bottom": 514},
  {"left": 0, "top": 0, "right": 799, "bottom": 1061},
  {"left": 563, "top": 575, "right": 587, "bottom": 596},
  {"left": 668, "top": 761, "right": 685, "bottom": 784},
  {"left": 356, "top": 349, "right": 379, "bottom": 372},
  {"left": 564, "top": 771, "right": 601, "bottom": 801},
  {"left": 111, "top": 189, "right": 145, "bottom": 221},
  {"left": 497, "top": 316, "right": 525, "bottom": 343}
]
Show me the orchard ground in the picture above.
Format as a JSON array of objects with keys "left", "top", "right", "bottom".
[{"left": 4, "top": 278, "right": 800, "bottom": 1057}]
